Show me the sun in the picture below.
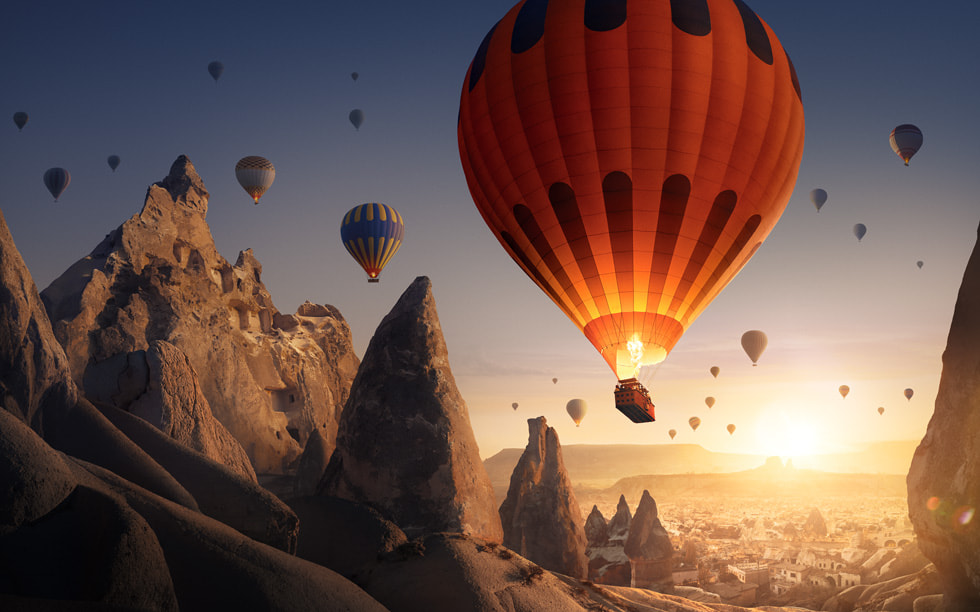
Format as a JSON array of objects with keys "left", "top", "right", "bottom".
[{"left": 753, "top": 406, "right": 823, "bottom": 458}]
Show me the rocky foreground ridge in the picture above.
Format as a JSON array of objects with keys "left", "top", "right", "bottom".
[{"left": 2, "top": 157, "right": 978, "bottom": 610}]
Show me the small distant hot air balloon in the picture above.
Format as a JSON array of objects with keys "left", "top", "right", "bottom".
[
  {"left": 727, "top": 424, "right": 736, "bottom": 435},
  {"left": 890, "top": 124, "right": 922, "bottom": 166},
  {"left": 916, "top": 261, "right": 924, "bottom": 269},
  {"left": 340, "top": 203, "right": 405, "bottom": 282},
  {"left": 705, "top": 397, "right": 715, "bottom": 409},
  {"left": 810, "top": 189, "right": 827, "bottom": 212},
  {"left": 349, "top": 109, "right": 364, "bottom": 130},
  {"left": 43, "top": 168, "right": 70, "bottom": 201},
  {"left": 13, "top": 112, "right": 28, "bottom": 131},
  {"left": 512, "top": 402, "right": 518, "bottom": 411},
  {"left": 208, "top": 61, "right": 224, "bottom": 83},
  {"left": 904, "top": 388, "right": 914, "bottom": 401},
  {"left": 878, "top": 406, "right": 885, "bottom": 416},
  {"left": 566, "top": 399, "right": 588, "bottom": 427},
  {"left": 107, "top": 155, "right": 120, "bottom": 172},
  {"left": 235, "top": 156, "right": 275, "bottom": 205},
  {"left": 839, "top": 385, "right": 850, "bottom": 399},
  {"left": 552, "top": 378, "right": 558, "bottom": 385},
  {"left": 853, "top": 223, "right": 867, "bottom": 242},
  {"left": 710, "top": 366, "right": 720, "bottom": 379},
  {"left": 668, "top": 429, "right": 677, "bottom": 440},
  {"left": 689, "top": 417, "right": 701, "bottom": 432},
  {"left": 741, "top": 331, "right": 768, "bottom": 366},
  {"left": 351, "top": 72, "right": 359, "bottom": 81}
]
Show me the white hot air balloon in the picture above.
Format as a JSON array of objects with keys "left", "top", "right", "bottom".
[
  {"left": 235, "top": 156, "right": 276, "bottom": 205},
  {"left": 741, "top": 330, "right": 768, "bottom": 366},
  {"left": 566, "top": 399, "right": 588, "bottom": 427}
]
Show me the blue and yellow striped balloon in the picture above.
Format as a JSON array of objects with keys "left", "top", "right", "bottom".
[{"left": 340, "top": 203, "right": 404, "bottom": 282}]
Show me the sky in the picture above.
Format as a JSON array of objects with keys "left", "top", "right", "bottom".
[{"left": 3, "top": 1, "right": 979, "bottom": 462}]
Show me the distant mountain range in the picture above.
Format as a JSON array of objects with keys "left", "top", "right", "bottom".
[{"left": 483, "top": 441, "right": 919, "bottom": 502}]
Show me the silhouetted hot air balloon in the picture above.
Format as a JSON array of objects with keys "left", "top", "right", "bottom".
[
  {"left": 710, "top": 366, "right": 720, "bottom": 379},
  {"left": 890, "top": 124, "right": 922, "bottom": 166},
  {"left": 107, "top": 155, "right": 120, "bottom": 172},
  {"left": 853, "top": 223, "right": 867, "bottom": 242},
  {"left": 235, "top": 156, "right": 275, "bottom": 205},
  {"left": 13, "top": 112, "right": 28, "bottom": 131},
  {"left": 810, "top": 188, "right": 827, "bottom": 212},
  {"left": 340, "top": 203, "right": 405, "bottom": 282},
  {"left": 351, "top": 72, "right": 359, "bottom": 81},
  {"left": 741, "top": 331, "right": 768, "bottom": 366},
  {"left": 878, "top": 406, "right": 885, "bottom": 416},
  {"left": 917, "top": 260, "right": 924, "bottom": 269},
  {"left": 839, "top": 385, "right": 850, "bottom": 399},
  {"left": 512, "top": 402, "right": 519, "bottom": 411},
  {"left": 566, "top": 398, "right": 588, "bottom": 427},
  {"left": 689, "top": 417, "right": 701, "bottom": 432},
  {"left": 668, "top": 429, "right": 677, "bottom": 440},
  {"left": 904, "top": 388, "right": 914, "bottom": 401},
  {"left": 349, "top": 109, "right": 364, "bottom": 130},
  {"left": 208, "top": 61, "right": 224, "bottom": 83},
  {"left": 43, "top": 168, "right": 70, "bottom": 201},
  {"left": 457, "top": 0, "right": 805, "bottom": 383},
  {"left": 552, "top": 377, "right": 558, "bottom": 385},
  {"left": 705, "top": 397, "right": 715, "bottom": 409},
  {"left": 727, "top": 424, "right": 736, "bottom": 435}
]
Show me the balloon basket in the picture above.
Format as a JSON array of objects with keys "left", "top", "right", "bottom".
[{"left": 614, "top": 378, "right": 655, "bottom": 423}]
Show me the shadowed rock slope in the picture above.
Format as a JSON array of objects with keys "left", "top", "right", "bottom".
[
  {"left": 320, "top": 276, "right": 503, "bottom": 541},
  {"left": 499, "top": 416, "right": 588, "bottom": 579},
  {"left": 908, "top": 220, "right": 980, "bottom": 611},
  {"left": 40, "top": 156, "right": 358, "bottom": 473}
]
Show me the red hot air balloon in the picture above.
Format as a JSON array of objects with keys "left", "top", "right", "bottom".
[{"left": 458, "top": 0, "right": 805, "bottom": 390}]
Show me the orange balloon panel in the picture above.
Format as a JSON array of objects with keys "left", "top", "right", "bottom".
[{"left": 458, "top": 0, "right": 805, "bottom": 379}]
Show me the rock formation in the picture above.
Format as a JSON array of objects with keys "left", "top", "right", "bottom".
[
  {"left": 585, "top": 493, "right": 633, "bottom": 586},
  {"left": 624, "top": 490, "right": 674, "bottom": 589},
  {"left": 294, "top": 427, "right": 331, "bottom": 497},
  {"left": 84, "top": 340, "right": 255, "bottom": 481},
  {"left": 320, "top": 276, "right": 502, "bottom": 541},
  {"left": 40, "top": 156, "right": 358, "bottom": 473},
  {"left": 908, "top": 220, "right": 980, "bottom": 611},
  {"left": 499, "top": 416, "right": 588, "bottom": 579},
  {"left": 585, "top": 506, "right": 608, "bottom": 547},
  {"left": 609, "top": 494, "right": 633, "bottom": 542},
  {"left": 803, "top": 507, "right": 828, "bottom": 537}
]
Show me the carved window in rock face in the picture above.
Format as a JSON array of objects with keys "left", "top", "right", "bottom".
[
  {"left": 258, "top": 308, "right": 272, "bottom": 333},
  {"left": 220, "top": 266, "right": 234, "bottom": 293},
  {"left": 186, "top": 249, "right": 205, "bottom": 273}
]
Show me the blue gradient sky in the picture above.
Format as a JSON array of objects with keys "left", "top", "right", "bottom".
[{"left": 3, "top": 1, "right": 979, "bottom": 459}]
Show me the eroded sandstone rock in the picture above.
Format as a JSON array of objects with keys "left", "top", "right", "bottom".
[{"left": 624, "top": 490, "right": 674, "bottom": 589}]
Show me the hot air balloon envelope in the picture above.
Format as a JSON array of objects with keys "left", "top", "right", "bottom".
[
  {"left": 916, "top": 260, "right": 924, "bottom": 269},
  {"left": 340, "top": 203, "right": 405, "bottom": 282},
  {"left": 43, "top": 168, "right": 71, "bottom": 201},
  {"left": 710, "top": 366, "right": 720, "bottom": 379},
  {"left": 13, "top": 112, "right": 28, "bottom": 131},
  {"left": 727, "top": 424, "right": 736, "bottom": 435},
  {"left": 741, "top": 331, "right": 768, "bottom": 366},
  {"left": 457, "top": 0, "right": 805, "bottom": 381},
  {"left": 235, "top": 156, "right": 275, "bottom": 204},
  {"left": 208, "top": 61, "right": 224, "bottom": 82},
  {"left": 668, "top": 429, "right": 676, "bottom": 440},
  {"left": 839, "top": 385, "right": 850, "bottom": 399},
  {"left": 512, "top": 402, "right": 519, "bottom": 411},
  {"left": 349, "top": 109, "right": 364, "bottom": 130},
  {"left": 689, "top": 417, "right": 701, "bottom": 432},
  {"left": 878, "top": 406, "right": 885, "bottom": 415},
  {"left": 107, "top": 155, "right": 121, "bottom": 171},
  {"left": 351, "top": 72, "right": 359, "bottom": 81},
  {"left": 566, "top": 398, "right": 588, "bottom": 427},
  {"left": 890, "top": 124, "right": 922, "bottom": 166},
  {"left": 705, "top": 397, "right": 715, "bottom": 409},
  {"left": 854, "top": 224, "right": 867, "bottom": 242},
  {"left": 552, "top": 377, "right": 558, "bottom": 384},
  {"left": 904, "top": 388, "right": 914, "bottom": 401},
  {"left": 810, "top": 189, "right": 827, "bottom": 212}
]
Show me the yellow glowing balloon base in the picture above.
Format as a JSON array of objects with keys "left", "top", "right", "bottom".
[{"left": 611, "top": 345, "right": 667, "bottom": 381}]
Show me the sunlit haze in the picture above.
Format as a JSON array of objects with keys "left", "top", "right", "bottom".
[{"left": 3, "top": 0, "right": 978, "bottom": 462}]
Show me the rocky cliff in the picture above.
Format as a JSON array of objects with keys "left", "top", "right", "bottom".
[
  {"left": 320, "top": 276, "right": 503, "bottom": 541},
  {"left": 499, "top": 416, "right": 588, "bottom": 579},
  {"left": 908, "top": 220, "right": 980, "bottom": 611},
  {"left": 40, "top": 156, "right": 358, "bottom": 473}
]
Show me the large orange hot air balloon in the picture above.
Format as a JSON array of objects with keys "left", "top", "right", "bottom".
[{"left": 458, "top": 0, "right": 805, "bottom": 382}]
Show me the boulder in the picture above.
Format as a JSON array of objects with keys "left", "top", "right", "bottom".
[
  {"left": 499, "top": 416, "right": 588, "bottom": 579},
  {"left": 624, "top": 490, "right": 674, "bottom": 589},
  {"left": 320, "top": 277, "right": 502, "bottom": 541},
  {"left": 84, "top": 340, "right": 255, "bottom": 481},
  {"left": 908, "top": 221, "right": 980, "bottom": 611},
  {"left": 40, "top": 156, "right": 358, "bottom": 473}
]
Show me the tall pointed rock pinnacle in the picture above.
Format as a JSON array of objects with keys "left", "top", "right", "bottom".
[
  {"left": 499, "top": 416, "right": 588, "bottom": 578},
  {"left": 320, "top": 276, "right": 502, "bottom": 541}
]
